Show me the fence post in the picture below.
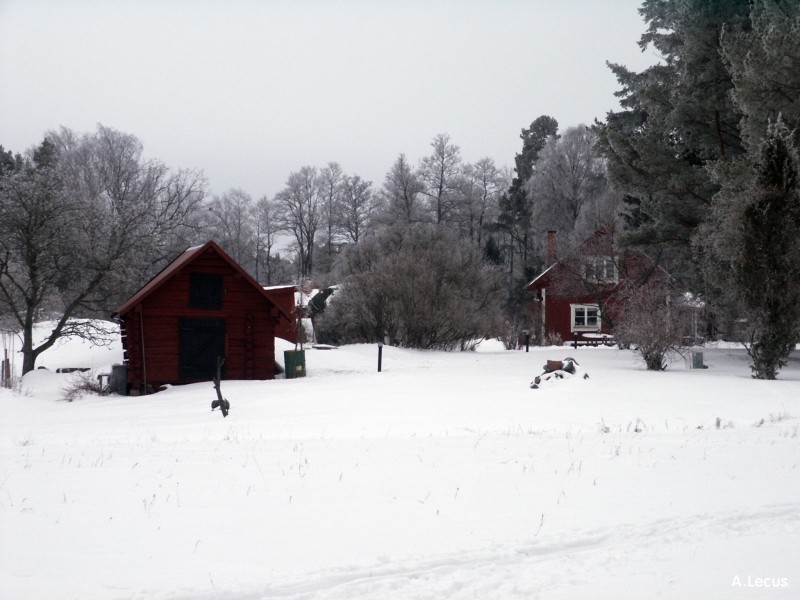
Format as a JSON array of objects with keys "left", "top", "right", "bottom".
[{"left": 2, "top": 349, "right": 10, "bottom": 389}]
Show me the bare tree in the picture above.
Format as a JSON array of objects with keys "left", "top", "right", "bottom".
[
  {"left": 460, "top": 157, "right": 504, "bottom": 247},
  {"left": 336, "top": 174, "right": 376, "bottom": 244},
  {"left": 207, "top": 188, "right": 256, "bottom": 272},
  {"left": 527, "top": 126, "right": 609, "bottom": 250},
  {"left": 317, "top": 228, "right": 505, "bottom": 350},
  {"left": 319, "top": 162, "right": 344, "bottom": 266},
  {"left": 419, "top": 133, "right": 463, "bottom": 225},
  {"left": 614, "top": 281, "right": 697, "bottom": 371},
  {"left": 274, "top": 166, "right": 321, "bottom": 278},
  {"left": 0, "top": 125, "right": 206, "bottom": 374},
  {"left": 379, "top": 153, "right": 424, "bottom": 229},
  {"left": 253, "top": 195, "right": 281, "bottom": 285}
]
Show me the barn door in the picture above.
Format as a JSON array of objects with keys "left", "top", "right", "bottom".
[{"left": 179, "top": 318, "right": 225, "bottom": 382}]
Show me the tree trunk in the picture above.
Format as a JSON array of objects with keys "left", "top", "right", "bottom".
[{"left": 21, "top": 318, "right": 37, "bottom": 375}]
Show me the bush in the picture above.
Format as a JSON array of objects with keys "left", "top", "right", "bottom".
[
  {"left": 61, "top": 372, "right": 105, "bottom": 402},
  {"left": 614, "top": 282, "right": 698, "bottom": 370},
  {"left": 316, "top": 228, "right": 506, "bottom": 350}
]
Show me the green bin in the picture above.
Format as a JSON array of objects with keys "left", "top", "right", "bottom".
[{"left": 284, "top": 350, "right": 306, "bottom": 379}]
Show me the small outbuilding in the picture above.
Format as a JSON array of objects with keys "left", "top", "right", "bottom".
[
  {"left": 113, "top": 241, "right": 292, "bottom": 394},
  {"left": 262, "top": 284, "right": 300, "bottom": 343}
]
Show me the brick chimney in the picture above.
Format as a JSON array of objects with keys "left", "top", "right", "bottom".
[{"left": 546, "top": 231, "right": 558, "bottom": 266}]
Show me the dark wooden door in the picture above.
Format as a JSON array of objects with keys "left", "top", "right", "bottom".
[{"left": 179, "top": 318, "right": 225, "bottom": 381}]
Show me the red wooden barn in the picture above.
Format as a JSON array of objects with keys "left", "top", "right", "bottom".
[
  {"left": 263, "top": 284, "right": 300, "bottom": 343},
  {"left": 526, "top": 228, "right": 666, "bottom": 346},
  {"left": 113, "top": 241, "right": 292, "bottom": 394}
]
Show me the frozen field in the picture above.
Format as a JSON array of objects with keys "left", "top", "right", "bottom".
[{"left": 1, "top": 331, "right": 799, "bottom": 599}]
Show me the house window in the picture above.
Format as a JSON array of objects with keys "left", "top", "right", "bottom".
[
  {"left": 189, "top": 273, "right": 223, "bottom": 309},
  {"left": 583, "top": 256, "right": 618, "bottom": 283},
  {"left": 572, "top": 304, "right": 600, "bottom": 331}
]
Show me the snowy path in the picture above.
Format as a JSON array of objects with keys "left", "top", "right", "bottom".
[{"left": 218, "top": 505, "right": 799, "bottom": 600}]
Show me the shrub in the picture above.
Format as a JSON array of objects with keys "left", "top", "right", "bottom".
[
  {"left": 317, "top": 228, "right": 505, "bottom": 350},
  {"left": 61, "top": 373, "right": 105, "bottom": 402},
  {"left": 614, "top": 282, "right": 698, "bottom": 370}
]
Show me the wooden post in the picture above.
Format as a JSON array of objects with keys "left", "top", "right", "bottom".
[
  {"left": 2, "top": 349, "right": 9, "bottom": 388},
  {"left": 212, "top": 356, "right": 229, "bottom": 417},
  {"left": 139, "top": 310, "right": 148, "bottom": 395}
]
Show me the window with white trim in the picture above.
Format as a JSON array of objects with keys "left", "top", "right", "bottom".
[
  {"left": 571, "top": 304, "right": 600, "bottom": 331},
  {"left": 582, "top": 256, "right": 618, "bottom": 283}
]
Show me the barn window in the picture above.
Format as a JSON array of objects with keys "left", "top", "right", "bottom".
[
  {"left": 571, "top": 304, "right": 600, "bottom": 331},
  {"left": 189, "top": 273, "right": 223, "bottom": 309}
]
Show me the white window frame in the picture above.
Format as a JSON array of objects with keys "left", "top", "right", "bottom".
[
  {"left": 571, "top": 303, "right": 601, "bottom": 332},
  {"left": 583, "top": 256, "right": 618, "bottom": 283}
]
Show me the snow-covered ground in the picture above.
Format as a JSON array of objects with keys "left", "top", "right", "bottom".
[{"left": 1, "top": 328, "right": 799, "bottom": 599}]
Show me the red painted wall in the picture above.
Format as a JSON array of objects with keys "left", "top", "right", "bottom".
[
  {"left": 119, "top": 248, "right": 279, "bottom": 392},
  {"left": 528, "top": 234, "right": 666, "bottom": 344}
]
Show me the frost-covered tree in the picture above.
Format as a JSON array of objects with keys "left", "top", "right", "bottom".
[
  {"left": 614, "top": 281, "right": 697, "bottom": 371},
  {"left": 207, "top": 188, "right": 256, "bottom": 272},
  {"left": 377, "top": 153, "right": 425, "bottom": 231},
  {"left": 495, "top": 116, "right": 559, "bottom": 283},
  {"left": 336, "top": 174, "right": 376, "bottom": 244},
  {"left": 459, "top": 157, "right": 504, "bottom": 248},
  {"left": 419, "top": 133, "right": 463, "bottom": 225},
  {"left": 253, "top": 195, "right": 282, "bottom": 285},
  {"left": 721, "top": 0, "right": 800, "bottom": 150},
  {"left": 317, "top": 228, "right": 505, "bottom": 350},
  {"left": 528, "top": 126, "right": 612, "bottom": 252},
  {"left": 0, "top": 126, "right": 206, "bottom": 374},
  {"left": 700, "top": 121, "right": 800, "bottom": 379},
  {"left": 274, "top": 166, "right": 321, "bottom": 278},
  {"left": 318, "top": 162, "right": 344, "bottom": 267},
  {"left": 594, "top": 0, "right": 751, "bottom": 282}
]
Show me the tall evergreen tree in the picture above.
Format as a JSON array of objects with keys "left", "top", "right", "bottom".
[
  {"left": 495, "top": 115, "right": 558, "bottom": 283},
  {"left": 701, "top": 122, "right": 800, "bottom": 379},
  {"left": 721, "top": 0, "right": 800, "bottom": 149},
  {"left": 594, "top": 0, "right": 751, "bottom": 285}
]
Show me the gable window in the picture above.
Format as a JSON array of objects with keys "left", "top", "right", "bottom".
[
  {"left": 571, "top": 304, "right": 600, "bottom": 332},
  {"left": 189, "top": 273, "right": 223, "bottom": 309},
  {"left": 583, "top": 256, "right": 618, "bottom": 283}
]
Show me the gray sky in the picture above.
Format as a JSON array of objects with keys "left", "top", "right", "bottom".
[{"left": 1, "top": 0, "right": 658, "bottom": 200}]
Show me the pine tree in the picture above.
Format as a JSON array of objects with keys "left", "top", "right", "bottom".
[
  {"left": 735, "top": 124, "right": 800, "bottom": 379},
  {"left": 721, "top": 1, "right": 800, "bottom": 150},
  {"left": 594, "top": 0, "right": 751, "bottom": 285},
  {"left": 700, "top": 121, "right": 800, "bottom": 378},
  {"left": 495, "top": 115, "right": 558, "bottom": 281}
]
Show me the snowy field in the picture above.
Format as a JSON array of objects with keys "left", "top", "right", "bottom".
[{"left": 1, "top": 328, "right": 799, "bottom": 599}]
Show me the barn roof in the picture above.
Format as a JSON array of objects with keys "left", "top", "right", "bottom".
[{"left": 112, "top": 241, "right": 293, "bottom": 326}]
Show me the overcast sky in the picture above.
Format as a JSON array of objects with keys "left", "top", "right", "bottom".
[{"left": 1, "top": 0, "right": 659, "bottom": 200}]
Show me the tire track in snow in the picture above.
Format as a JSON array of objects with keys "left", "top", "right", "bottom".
[{"left": 162, "top": 503, "right": 800, "bottom": 600}]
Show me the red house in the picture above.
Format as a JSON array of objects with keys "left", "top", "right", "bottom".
[
  {"left": 113, "top": 241, "right": 292, "bottom": 394},
  {"left": 526, "top": 228, "right": 665, "bottom": 346}
]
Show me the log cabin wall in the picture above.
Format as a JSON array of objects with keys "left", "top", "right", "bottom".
[{"left": 116, "top": 243, "right": 281, "bottom": 393}]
